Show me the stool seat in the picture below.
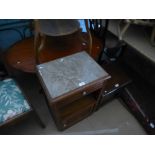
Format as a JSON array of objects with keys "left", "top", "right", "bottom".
[
  {"left": 0, "top": 78, "right": 31, "bottom": 124},
  {"left": 39, "top": 19, "right": 80, "bottom": 36}
]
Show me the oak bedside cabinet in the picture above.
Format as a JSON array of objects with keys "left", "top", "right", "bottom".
[{"left": 36, "top": 51, "right": 110, "bottom": 130}]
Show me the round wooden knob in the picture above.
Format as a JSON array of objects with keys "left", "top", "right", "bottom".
[{"left": 83, "top": 91, "right": 87, "bottom": 96}]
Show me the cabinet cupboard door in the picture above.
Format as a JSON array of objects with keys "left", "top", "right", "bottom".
[{"left": 57, "top": 95, "right": 96, "bottom": 130}]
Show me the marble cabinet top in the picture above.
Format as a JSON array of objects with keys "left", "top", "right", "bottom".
[{"left": 36, "top": 51, "right": 109, "bottom": 100}]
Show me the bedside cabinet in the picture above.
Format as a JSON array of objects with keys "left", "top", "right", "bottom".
[{"left": 36, "top": 51, "right": 110, "bottom": 130}]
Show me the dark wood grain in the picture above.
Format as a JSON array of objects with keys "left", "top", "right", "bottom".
[
  {"left": 59, "top": 95, "right": 96, "bottom": 130},
  {"left": 5, "top": 32, "right": 103, "bottom": 73}
]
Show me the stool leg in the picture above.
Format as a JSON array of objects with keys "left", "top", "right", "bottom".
[
  {"left": 34, "top": 34, "right": 46, "bottom": 65},
  {"left": 34, "top": 31, "right": 40, "bottom": 65},
  {"left": 34, "top": 20, "right": 46, "bottom": 65}
]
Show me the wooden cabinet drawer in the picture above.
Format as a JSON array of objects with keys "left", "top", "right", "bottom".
[
  {"left": 62, "top": 107, "right": 92, "bottom": 130},
  {"left": 52, "top": 79, "right": 105, "bottom": 109}
]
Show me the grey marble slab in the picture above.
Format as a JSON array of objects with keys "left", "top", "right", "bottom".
[{"left": 36, "top": 51, "right": 109, "bottom": 99}]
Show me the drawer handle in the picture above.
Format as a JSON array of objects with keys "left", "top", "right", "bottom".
[{"left": 82, "top": 91, "right": 87, "bottom": 96}]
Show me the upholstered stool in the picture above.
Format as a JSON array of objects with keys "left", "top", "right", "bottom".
[{"left": 0, "top": 78, "right": 31, "bottom": 127}]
